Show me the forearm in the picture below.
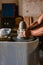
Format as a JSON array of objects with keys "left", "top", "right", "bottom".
[
  {"left": 31, "top": 27, "right": 43, "bottom": 36},
  {"left": 31, "top": 31, "right": 43, "bottom": 36},
  {"left": 28, "top": 21, "right": 39, "bottom": 29}
]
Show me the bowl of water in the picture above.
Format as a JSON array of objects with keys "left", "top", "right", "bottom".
[{"left": 0, "top": 28, "right": 11, "bottom": 37}]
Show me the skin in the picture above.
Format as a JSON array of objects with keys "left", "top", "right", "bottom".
[
  {"left": 23, "top": 14, "right": 43, "bottom": 37},
  {"left": 31, "top": 27, "right": 43, "bottom": 36},
  {"left": 31, "top": 14, "right": 43, "bottom": 36}
]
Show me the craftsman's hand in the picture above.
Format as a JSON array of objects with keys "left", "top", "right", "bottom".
[{"left": 23, "top": 29, "right": 31, "bottom": 37}]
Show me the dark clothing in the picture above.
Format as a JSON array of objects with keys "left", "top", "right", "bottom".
[
  {"left": 32, "top": 20, "right": 43, "bottom": 51},
  {"left": 38, "top": 20, "right": 43, "bottom": 50},
  {"left": 39, "top": 36, "right": 43, "bottom": 50}
]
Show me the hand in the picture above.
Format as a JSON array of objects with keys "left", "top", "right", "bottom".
[{"left": 23, "top": 29, "right": 31, "bottom": 37}]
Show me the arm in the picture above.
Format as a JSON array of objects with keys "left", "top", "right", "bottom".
[
  {"left": 29, "top": 21, "right": 39, "bottom": 29},
  {"left": 31, "top": 27, "right": 43, "bottom": 36},
  {"left": 28, "top": 14, "right": 43, "bottom": 29},
  {"left": 37, "top": 14, "right": 43, "bottom": 24}
]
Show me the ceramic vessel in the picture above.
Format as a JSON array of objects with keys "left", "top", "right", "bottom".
[{"left": 0, "top": 28, "right": 11, "bottom": 37}]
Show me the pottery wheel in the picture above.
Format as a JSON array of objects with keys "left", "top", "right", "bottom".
[{"left": 13, "top": 36, "right": 36, "bottom": 42}]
